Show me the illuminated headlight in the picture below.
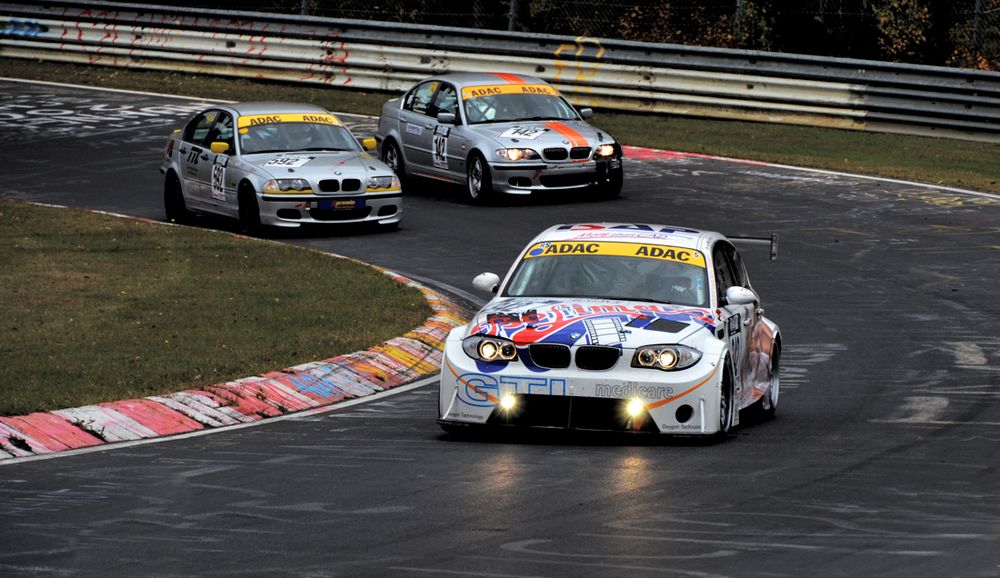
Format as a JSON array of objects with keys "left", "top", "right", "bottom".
[
  {"left": 495, "top": 148, "right": 540, "bottom": 161},
  {"left": 632, "top": 345, "right": 701, "bottom": 371},
  {"left": 367, "top": 175, "right": 400, "bottom": 190},
  {"left": 595, "top": 143, "right": 616, "bottom": 157},
  {"left": 626, "top": 398, "right": 645, "bottom": 417},
  {"left": 500, "top": 394, "right": 517, "bottom": 411},
  {"left": 263, "top": 178, "right": 312, "bottom": 192},
  {"left": 462, "top": 335, "right": 518, "bottom": 362}
]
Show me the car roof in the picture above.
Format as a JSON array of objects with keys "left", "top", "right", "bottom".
[
  {"left": 531, "top": 223, "right": 724, "bottom": 251},
  {"left": 420, "top": 72, "right": 550, "bottom": 90},
  {"left": 226, "top": 102, "right": 332, "bottom": 116}
]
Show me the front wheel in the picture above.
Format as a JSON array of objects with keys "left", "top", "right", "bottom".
[
  {"left": 593, "top": 165, "right": 623, "bottom": 199},
  {"left": 466, "top": 152, "right": 494, "bottom": 205},
  {"left": 237, "top": 185, "right": 263, "bottom": 236},
  {"left": 718, "top": 362, "right": 736, "bottom": 435}
]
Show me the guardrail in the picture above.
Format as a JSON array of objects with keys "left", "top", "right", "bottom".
[{"left": 2, "top": 0, "right": 1000, "bottom": 142}]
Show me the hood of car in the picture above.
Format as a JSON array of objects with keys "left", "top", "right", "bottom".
[
  {"left": 467, "top": 297, "right": 717, "bottom": 348},
  {"left": 242, "top": 151, "right": 390, "bottom": 179},
  {"left": 467, "top": 120, "right": 612, "bottom": 150}
]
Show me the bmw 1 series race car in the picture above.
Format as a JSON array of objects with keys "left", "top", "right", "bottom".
[
  {"left": 375, "top": 72, "right": 623, "bottom": 203},
  {"left": 439, "top": 223, "right": 781, "bottom": 438},
  {"left": 160, "top": 102, "right": 402, "bottom": 233}
]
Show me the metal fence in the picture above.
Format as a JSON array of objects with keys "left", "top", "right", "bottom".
[
  {"left": 124, "top": 0, "right": 1000, "bottom": 71},
  {"left": 2, "top": 0, "right": 1000, "bottom": 142}
]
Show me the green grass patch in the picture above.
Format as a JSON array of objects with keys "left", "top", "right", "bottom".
[
  {"left": 0, "top": 198, "right": 431, "bottom": 416},
  {"left": 3, "top": 58, "right": 998, "bottom": 193}
]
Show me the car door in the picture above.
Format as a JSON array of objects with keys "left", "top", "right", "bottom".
[
  {"left": 200, "top": 111, "right": 236, "bottom": 212},
  {"left": 426, "top": 82, "right": 468, "bottom": 180},
  {"left": 397, "top": 80, "right": 439, "bottom": 171},
  {"left": 712, "top": 241, "right": 756, "bottom": 406},
  {"left": 177, "top": 110, "right": 219, "bottom": 207}
]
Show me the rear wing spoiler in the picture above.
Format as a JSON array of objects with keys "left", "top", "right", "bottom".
[{"left": 729, "top": 233, "right": 778, "bottom": 260}]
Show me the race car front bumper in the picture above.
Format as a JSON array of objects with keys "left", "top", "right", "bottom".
[
  {"left": 438, "top": 335, "right": 725, "bottom": 435},
  {"left": 488, "top": 155, "right": 622, "bottom": 195},
  {"left": 258, "top": 191, "right": 402, "bottom": 228}
]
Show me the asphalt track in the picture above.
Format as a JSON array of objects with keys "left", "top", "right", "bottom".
[{"left": 2, "top": 79, "right": 1000, "bottom": 577}]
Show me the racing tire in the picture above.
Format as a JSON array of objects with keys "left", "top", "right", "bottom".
[
  {"left": 594, "top": 166, "right": 624, "bottom": 199},
  {"left": 748, "top": 342, "right": 781, "bottom": 421},
  {"left": 237, "top": 184, "right": 263, "bottom": 237},
  {"left": 466, "top": 152, "right": 494, "bottom": 205},
  {"left": 718, "top": 361, "right": 736, "bottom": 436},
  {"left": 163, "top": 173, "right": 192, "bottom": 224},
  {"left": 381, "top": 139, "right": 407, "bottom": 186}
]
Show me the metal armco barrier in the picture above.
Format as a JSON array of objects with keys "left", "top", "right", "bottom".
[{"left": 2, "top": 1, "right": 1000, "bottom": 142}]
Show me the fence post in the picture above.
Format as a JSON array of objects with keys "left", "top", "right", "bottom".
[
  {"left": 508, "top": 0, "right": 518, "bottom": 31},
  {"left": 972, "top": 0, "right": 983, "bottom": 65}
]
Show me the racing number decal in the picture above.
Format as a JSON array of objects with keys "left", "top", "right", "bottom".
[
  {"left": 186, "top": 147, "right": 200, "bottom": 164},
  {"left": 433, "top": 125, "right": 450, "bottom": 169},
  {"left": 726, "top": 313, "right": 743, "bottom": 382},
  {"left": 211, "top": 159, "right": 226, "bottom": 201}
]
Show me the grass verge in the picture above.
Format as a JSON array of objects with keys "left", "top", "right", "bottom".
[
  {"left": 0, "top": 198, "right": 431, "bottom": 416},
  {"left": 2, "top": 58, "right": 998, "bottom": 193}
]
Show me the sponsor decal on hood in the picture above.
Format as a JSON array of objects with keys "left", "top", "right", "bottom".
[{"left": 470, "top": 298, "right": 716, "bottom": 347}]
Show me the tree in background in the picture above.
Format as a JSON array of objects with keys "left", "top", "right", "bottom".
[{"left": 873, "top": 0, "right": 933, "bottom": 60}]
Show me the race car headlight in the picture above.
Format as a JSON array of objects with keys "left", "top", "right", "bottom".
[
  {"left": 495, "top": 148, "right": 540, "bottom": 161},
  {"left": 263, "top": 178, "right": 312, "bottom": 193},
  {"left": 462, "top": 335, "right": 518, "bottom": 362},
  {"left": 632, "top": 345, "right": 702, "bottom": 371},
  {"left": 595, "top": 143, "right": 616, "bottom": 157},
  {"left": 367, "top": 175, "right": 400, "bottom": 191}
]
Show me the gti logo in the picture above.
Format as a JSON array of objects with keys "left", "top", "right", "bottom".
[{"left": 456, "top": 373, "right": 567, "bottom": 407}]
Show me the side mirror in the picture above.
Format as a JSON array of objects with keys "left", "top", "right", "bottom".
[
  {"left": 360, "top": 137, "right": 377, "bottom": 151},
  {"left": 437, "top": 112, "right": 456, "bottom": 124},
  {"left": 210, "top": 141, "right": 230, "bottom": 154},
  {"left": 725, "top": 286, "right": 757, "bottom": 306},
  {"left": 472, "top": 272, "right": 500, "bottom": 294},
  {"left": 578, "top": 107, "right": 594, "bottom": 119}
]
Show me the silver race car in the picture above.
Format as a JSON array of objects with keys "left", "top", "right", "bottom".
[
  {"left": 161, "top": 102, "right": 402, "bottom": 233},
  {"left": 376, "top": 73, "right": 623, "bottom": 203}
]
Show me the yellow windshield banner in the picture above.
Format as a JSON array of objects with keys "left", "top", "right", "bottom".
[
  {"left": 523, "top": 241, "right": 706, "bottom": 267},
  {"left": 461, "top": 84, "right": 558, "bottom": 100},
  {"left": 237, "top": 113, "right": 342, "bottom": 128}
]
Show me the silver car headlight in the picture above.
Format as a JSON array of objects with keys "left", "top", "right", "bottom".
[
  {"left": 631, "top": 344, "right": 702, "bottom": 371},
  {"left": 367, "top": 175, "right": 400, "bottom": 191},
  {"left": 595, "top": 143, "right": 616, "bottom": 157},
  {"left": 462, "top": 335, "right": 518, "bottom": 362},
  {"left": 495, "top": 148, "right": 540, "bottom": 161},
  {"left": 263, "top": 178, "right": 312, "bottom": 193}
]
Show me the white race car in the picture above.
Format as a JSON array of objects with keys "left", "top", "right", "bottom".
[{"left": 439, "top": 223, "right": 781, "bottom": 438}]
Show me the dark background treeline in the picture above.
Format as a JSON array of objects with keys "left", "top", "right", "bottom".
[{"left": 133, "top": 0, "right": 1000, "bottom": 70}]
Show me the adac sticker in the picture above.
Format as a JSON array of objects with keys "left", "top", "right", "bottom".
[
  {"left": 237, "top": 113, "right": 342, "bottom": 128},
  {"left": 461, "top": 84, "right": 558, "bottom": 100},
  {"left": 524, "top": 241, "right": 706, "bottom": 267}
]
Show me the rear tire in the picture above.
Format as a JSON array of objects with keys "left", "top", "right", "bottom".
[
  {"left": 466, "top": 152, "right": 494, "bottom": 205},
  {"left": 163, "top": 173, "right": 191, "bottom": 224},
  {"left": 238, "top": 184, "right": 262, "bottom": 236},
  {"left": 382, "top": 139, "right": 407, "bottom": 186}
]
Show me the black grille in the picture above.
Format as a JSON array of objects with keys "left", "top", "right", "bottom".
[
  {"left": 570, "top": 146, "right": 591, "bottom": 159},
  {"left": 308, "top": 207, "right": 372, "bottom": 221},
  {"left": 318, "top": 179, "right": 340, "bottom": 192},
  {"left": 486, "top": 394, "right": 660, "bottom": 433},
  {"left": 528, "top": 344, "right": 571, "bottom": 368},
  {"left": 543, "top": 147, "right": 568, "bottom": 160},
  {"left": 575, "top": 346, "right": 620, "bottom": 370},
  {"left": 539, "top": 173, "right": 595, "bottom": 188},
  {"left": 342, "top": 178, "right": 362, "bottom": 192}
]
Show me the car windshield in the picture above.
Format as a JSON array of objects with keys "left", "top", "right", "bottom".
[
  {"left": 462, "top": 85, "right": 579, "bottom": 125},
  {"left": 239, "top": 121, "right": 360, "bottom": 154},
  {"left": 502, "top": 243, "right": 710, "bottom": 308}
]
